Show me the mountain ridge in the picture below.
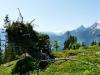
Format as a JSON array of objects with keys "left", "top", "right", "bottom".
[{"left": 47, "top": 21, "right": 100, "bottom": 50}]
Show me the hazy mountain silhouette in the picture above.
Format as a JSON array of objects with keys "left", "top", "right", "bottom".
[{"left": 47, "top": 21, "right": 100, "bottom": 49}]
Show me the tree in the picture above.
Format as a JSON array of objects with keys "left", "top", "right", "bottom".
[
  {"left": 37, "top": 33, "right": 51, "bottom": 58},
  {"left": 98, "top": 42, "right": 100, "bottom": 46},
  {"left": 91, "top": 41, "right": 97, "bottom": 46},
  {"left": 0, "top": 37, "right": 2, "bottom": 64},
  {"left": 64, "top": 35, "right": 79, "bottom": 50},
  {"left": 4, "top": 15, "right": 39, "bottom": 62},
  {"left": 12, "top": 57, "right": 38, "bottom": 75},
  {"left": 4, "top": 14, "right": 52, "bottom": 62},
  {"left": 3, "top": 11, "right": 52, "bottom": 74},
  {"left": 53, "top": 40, "right": 59, "bottom": 51},
  {"left": 81, "top": 42, "right": 86, "bottom": 46}
]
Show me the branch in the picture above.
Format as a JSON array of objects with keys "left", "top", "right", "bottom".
[{"left": 17, "top": 8, "right": 23, "bottom": 23}]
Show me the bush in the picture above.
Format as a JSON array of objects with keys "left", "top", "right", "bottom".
[
  {"left": 39, "top": 61, "right": 49, "bottom": 69},
  {"left": 83, "top": 70, "right": 90, "bottom": 75},
  {"left": 12, "top": 57, "right": 38, "bottom": 75}
]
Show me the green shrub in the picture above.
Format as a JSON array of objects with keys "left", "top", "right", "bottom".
[
  {"left": 12, "top": 57, "right": 38, "bottom": 75},
  {"left": 52, "top": 51, "right": 64, "bottom": 58},
  {"left": 83, "top": 70, "right": 90, "bottom": 75}
]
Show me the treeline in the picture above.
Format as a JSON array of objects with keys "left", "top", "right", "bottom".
[
  {"left": 64, "top": 35, "right": 100, "bottom": 50},
  {"left": 53, "top": 34, "right": 100, "bottom": 50}
]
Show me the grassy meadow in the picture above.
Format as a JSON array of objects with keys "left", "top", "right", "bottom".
[{"left": 0, "top": 46, "right": 100, "bottom": 75}]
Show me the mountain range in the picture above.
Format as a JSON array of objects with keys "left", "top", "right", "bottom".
[{"left": 47, "top": 21, "right": 100, "bottom": 50}]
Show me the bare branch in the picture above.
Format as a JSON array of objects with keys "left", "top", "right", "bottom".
[
  {"left": 32, "top": 24, "right": 39, "bottom": 28},
  {"left": 17, "top": 8, "right": 23, "bottom": 23},
  {"left": 30, "top": 19, "right": 35, "bottom": 24}
]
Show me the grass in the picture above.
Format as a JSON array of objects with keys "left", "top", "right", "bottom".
[
  {"left": 0, "top": 60, "right": 17, "bottom": 75},
  {"left": 0, "top": 45, "right": 100, "bottom": 75}
]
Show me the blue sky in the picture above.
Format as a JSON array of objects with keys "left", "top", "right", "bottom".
[{"left": 0, "top": 0, "right": 100, "bottom": 33}]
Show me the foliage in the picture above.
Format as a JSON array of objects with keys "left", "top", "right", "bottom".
[
  {"left": 0, "top": 60, "right": 17, "bottom": 75},
  {"left": 53, "top": 51, "right": 64, "bottom": 58},
  {"left": 3, "top": 15, "right": 52, "bottom": 62},
  {"left": 0, "top": 38, "right": 2, "bottom": 65},
  {"left": 83, "top": 70, "right": 90, "bottom": 75},
  {"left": 53, "top": 40, "right": 59, "bottom": 51},
  {"left": 91, "top": 40, "right": 97, "bottom": 46},
  {"left": 64, "top": 35, "right": 80, "bottom": 50},
  {"left": 37, "top": 33, "right": 51, "bottom": 57},
  {"left": 12, "top": 57, "right": 39, "bottom": 75}
]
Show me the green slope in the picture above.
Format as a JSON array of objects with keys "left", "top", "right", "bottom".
[
  {"left": 0, "top": 60, "right": 18, "bottom": 75},
  {"left": 0, "top": 46, "right": 100, "bottom": 75}
]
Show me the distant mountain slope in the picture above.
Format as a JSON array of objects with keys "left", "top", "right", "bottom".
[{"left": 47, "top": 21, "right": 100, "bottom": 50}]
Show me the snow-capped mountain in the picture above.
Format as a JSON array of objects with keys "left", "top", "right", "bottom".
[
  {"left": 90, "top": 21, "right": 100, "bottom": 30},
  {"left": 74, "top": 25, "right": 86, "bottom": 33},
  {"left": 47, "top": 21, "right": 100, "bottom": 50}
]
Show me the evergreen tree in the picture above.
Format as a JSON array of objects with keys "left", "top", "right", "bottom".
[
  {"left": 91, "top": 41, "right": 97, "bottom": 46},
  {"left": 64, "top": 35, "right": 79, "bottom": 50},
  {"left": 81, "top": 42, "right": 86, "bottom": 46},
  {"left": 53, "top": 40, "right": 59, "bottom": 51},
  {"left": 98, "top": 42, "right": 100, "bottom": 46},
  {"left": 0, "top": 36, "right": 2, "bottom": 64},
  {"left": 4, "top": 15, "right": 39, "bottom": 61},
  {"left": 37, "top": 33, "right": 51, "bottom": 59},
  {"left": 4, "top": 14, "right": 52, "bottom": 62}
]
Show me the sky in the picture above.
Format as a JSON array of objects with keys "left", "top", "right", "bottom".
[{"left": 0, "top": 0, "right": 100, "bottom": 33}]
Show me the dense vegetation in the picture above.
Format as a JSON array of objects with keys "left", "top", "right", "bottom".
[
  {"left": 53, "top": 40, "right": 59, "bottom": 51},
  {"left": 64, "top": 35, "right": 80, "bottom": 50},
  {"left": 3, "top": 15, "right": 52, "bottom": 62},
  {"left": 0, "top": 13, "right": 53, "bottom": 75}
]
